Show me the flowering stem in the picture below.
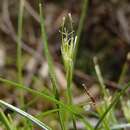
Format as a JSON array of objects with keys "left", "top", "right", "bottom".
[
  {"left": 66, "top": 63, "right": 77, "bottom": 130},
  {"left": 66, "top": 65, "right": 73, "bottom": 104}
]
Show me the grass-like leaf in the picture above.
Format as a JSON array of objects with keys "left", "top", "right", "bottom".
[
  {"left": 0, "top": 100, "right": 51, "bottom": 130},
  {"left": 17, "top": 0, "right": 24, "bottom": 83},
  {"left": 74, "top": 0, "right": 89, "bottom": 61},
  {"left": 94, "top": 82, "right": 130, "bottom": 129},
  {"left": 17, "top": 0, "right": 25, "bottom": 108},
  {"left": 0, "top": 77, "right": 81, "bottom": 116},
  {"left": 39, "top": 3, "right": 66, "bottom": 130},
  {"left": 111, "top": 123, "right": 130, "bottom": 130},
  {"left": 39, "top": 3, "right": 59, "bottom": 98},
  {"left": 0, "top": 110, "right": 12, "bottom": 130}
]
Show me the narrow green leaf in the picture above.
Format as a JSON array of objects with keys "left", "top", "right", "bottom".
[
  {"left": 94, "top": 82, "right": 130, "bottom": 129},
  {"left": 17, "top": 0, "right": 24, "bottom": 83},
  {"left": 0, "top": 100, "right": 51, "bottom": 130},
  {"left": 39, "top": 3, "right": 66, "bottom": 130},
  {"left": 111, "top": 123, "right": 130, "bottom": 130},
  {"left": 39, "top": 3, "right": 58, "bottom": 98},
  {"left": 0, "top": 77, "right": 80, "bottom": 116},
  {"left": 0, "top": 110, "right": 12, "bottom": 130},
  {"left": 74, "top": 0, "right": 89, "bottom": 61}
]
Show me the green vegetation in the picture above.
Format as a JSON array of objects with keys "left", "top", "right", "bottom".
[{"left": 0, "top": 0, "right": 130, "bottom": 130}]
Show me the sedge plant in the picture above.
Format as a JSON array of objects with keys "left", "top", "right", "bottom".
[
  {"left": 61, "top": 14, "right": 78, "bottom": 130},
  {"left": 0, "top": 0, "right": 130, "bottom": 130}
]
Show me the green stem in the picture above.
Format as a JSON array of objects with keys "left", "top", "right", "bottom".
[
  {"left": 94, "top": 82, "right": 130, "bottom": 130},
  {"left": 93, "top": 56, "right": 107, "bottom": 97},
  {"left": 118, "top": 61, "right": 128, "bottom": 84},
  {"left": 17, "top": 0, "right": 24, "bottom": 107},
  {"left": 74, "top": 0, "right": 89, "bottom": 62},
  {"left": 65, "top": 0, "right": 89, "bottom": 128},
  {"left": 66, "top": 64, "right": 77, "bottom": 130},
  {"left": 39, "top": 3, "right": 58, "bottom": 97},
  {"left": 39, "top": 3, "right": 65, "bottom": 130},
  {"left": 17, "top": 0, "right": 24, "bottom": 83},
  {"left": 0, "top": 110, "right": 12, "bottom": 130},
  {"left": 66, "top": 66, "right": 73, "bottom": 104}
]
